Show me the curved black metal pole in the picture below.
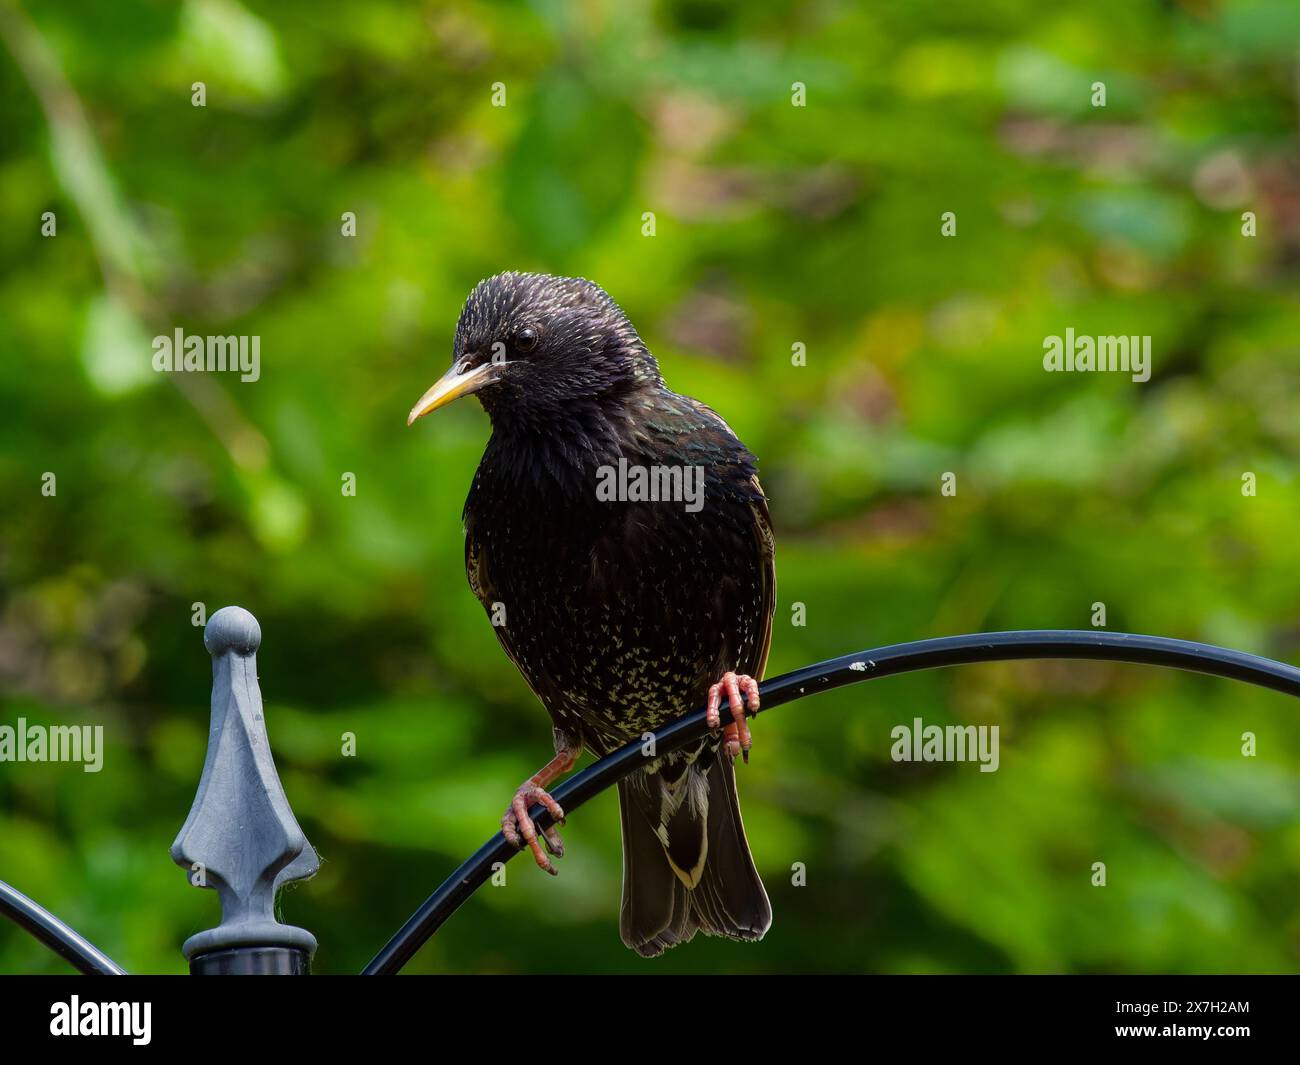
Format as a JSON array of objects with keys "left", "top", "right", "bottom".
[
  {"left": 0, "top": 878, "right": 127, "bottom": 975},
  {"left": 363, "top": 629, "right": 1300, "bottom": 975}
]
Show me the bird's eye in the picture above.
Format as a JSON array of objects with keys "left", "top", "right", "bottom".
[{"left": 515, "top": 326, "right": 539, "bottom": 353}]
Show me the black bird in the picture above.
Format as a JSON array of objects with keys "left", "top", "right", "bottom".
[{"left": 407, "top": 272, "right": 774, "bottom": 955}]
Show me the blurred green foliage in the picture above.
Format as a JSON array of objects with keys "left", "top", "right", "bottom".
[{"left": 1, "top": 0, "right": 1299, "bottom": 973}]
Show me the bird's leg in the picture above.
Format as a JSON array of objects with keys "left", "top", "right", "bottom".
[
  {"left": 502, "top": 733, "right": 582, "bottom": 876},
  {"left": 707, "top": 671, "right": 760, "bottom": 764}
]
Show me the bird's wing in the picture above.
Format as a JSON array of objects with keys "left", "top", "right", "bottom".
[
  {"left": 678, "top": 396, "right": 777, "bottom": 681},
  {"left": 464, "top": 509, "right": 492, "bottom": 609},
  {"left": 747, "top": 478, "right": 777, "bottom": 681}
]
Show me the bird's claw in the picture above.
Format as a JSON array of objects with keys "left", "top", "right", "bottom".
[
  {"left": 503, "top": 783, "right": 566, "bottom": 875},
  {"left": 707, "top": 671, "right": 759, "bottom": 763}
]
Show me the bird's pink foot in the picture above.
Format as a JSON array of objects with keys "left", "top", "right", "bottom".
[
  {"left": 707, "top": 671, "right": 760, "bottom": 763},
  {"left": 503, "top": 783, "right": 566, "bottom": 876},
  {"left": 502, "top": 741, "right": 581, "bottom": 876}
]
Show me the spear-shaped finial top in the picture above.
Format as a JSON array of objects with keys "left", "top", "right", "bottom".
[{"left": 172, "top": 606, "right": 318, "bottom": 963}]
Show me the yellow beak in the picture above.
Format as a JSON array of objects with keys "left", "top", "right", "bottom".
[{"left": 406, "top": 361, "right": 496, "bottom": 426}]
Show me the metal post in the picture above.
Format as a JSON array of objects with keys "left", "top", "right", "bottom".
[{"left": 171, "top": 606, "right": 319, "bottom": 975}]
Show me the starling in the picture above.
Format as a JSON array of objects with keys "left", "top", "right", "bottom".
[{"left": 407, "top": 272, "right": 774, "bottom": 955}]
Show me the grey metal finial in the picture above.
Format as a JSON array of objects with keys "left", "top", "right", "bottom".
[{"left": 172, "top": 606, "right": 319, "bottom": 963}]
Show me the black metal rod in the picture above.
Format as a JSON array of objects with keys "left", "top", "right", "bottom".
[
  {"left": 362, "top": 629, "right": 1300, "bottom": 975},
  {"left": 0, "top": 878, "right": 127, "bottom": 975}
]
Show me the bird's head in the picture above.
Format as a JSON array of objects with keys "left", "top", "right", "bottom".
[{"left": 407, "top": 272, "right": 661, "bottom": 429}]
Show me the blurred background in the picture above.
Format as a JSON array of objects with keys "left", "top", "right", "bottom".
[{"left": 2, "top": 0, "right": 1300, "bottom": 974}]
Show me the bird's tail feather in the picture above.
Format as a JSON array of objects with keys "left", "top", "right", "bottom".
[
  {"left": 690, "top": 752, "right": 771, "bottom": 941},
  {"left": 618, "top": 755, "right": 771, "bottom": 957}
]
